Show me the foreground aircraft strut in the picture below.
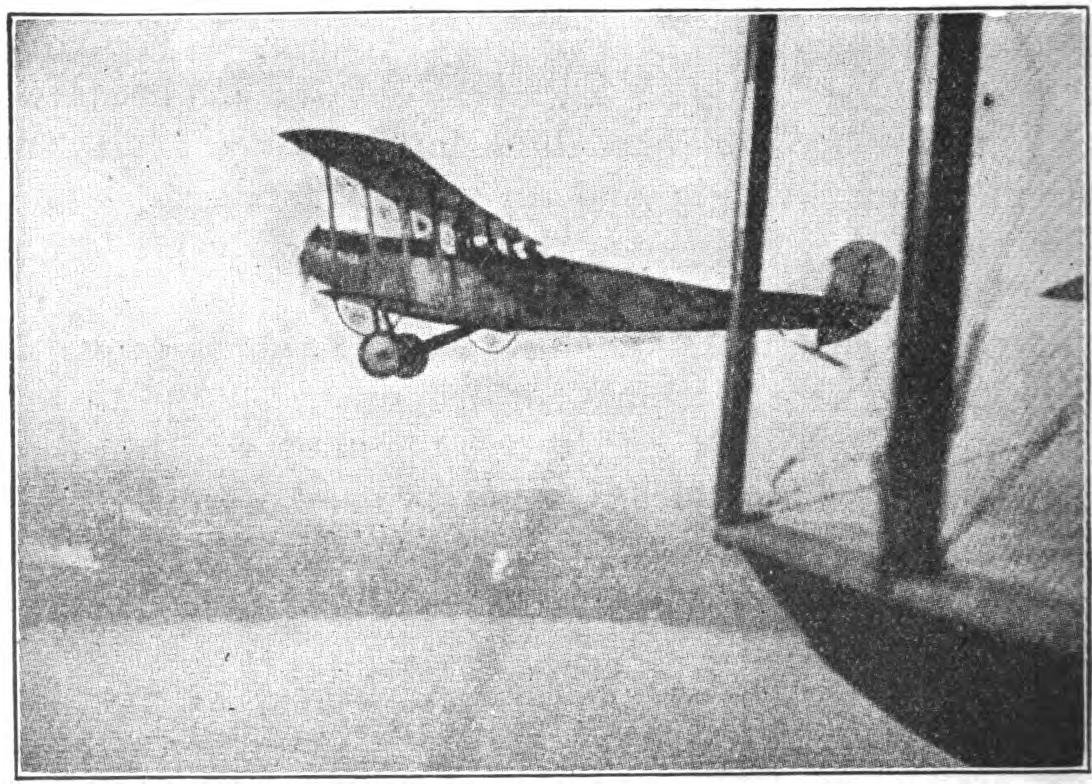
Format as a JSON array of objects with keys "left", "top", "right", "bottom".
[{"left": 281, "top": 129, "right": 899, "bottom": 379}]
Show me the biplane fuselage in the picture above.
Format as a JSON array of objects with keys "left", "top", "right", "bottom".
[
  {"left": 301, "top": 226, "right": 882, "bottom": 335},
  {"left": 302, "top": 226, "right": 737, "bottom": 332}
]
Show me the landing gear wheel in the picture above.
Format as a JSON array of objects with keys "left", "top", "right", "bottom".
[
  {"left": 358, "top": 333, "right": 402, "bottom": 378},
  {"left": 394, "top": 334, "right": 428, "bottom": 379}
]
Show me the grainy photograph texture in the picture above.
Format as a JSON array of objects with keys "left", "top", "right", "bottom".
[{"left": 12, "top": 10, "right": 1087, "bottom": 774}]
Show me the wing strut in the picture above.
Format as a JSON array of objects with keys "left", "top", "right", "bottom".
[
  {"left": 880, "top": 14, "right": 983, "bottom": 578},
  {"left": 714, "top": 14, "right": 779, "bottom": 527},
  {"left": 363, "top": 182, "right": 377, "bottom": 238},
  {"left": 324, "top": 163, "right": 339, "bottom": 266},
  {"left": 398, "top": 200, "right": 411, "bottom": 265}
]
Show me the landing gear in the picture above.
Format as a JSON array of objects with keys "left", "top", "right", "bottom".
[
  {"left": 358, "top": 332, "right": 402, "bottom": 378},
  {"left": 356, "top": 329, "right": 429, "bottom": 379},
  {"left": 326, "top": 291, "right": 474, "bottom": 380},
  {"left": 393, "top": 334, "right": 428, "bottom": 379}
]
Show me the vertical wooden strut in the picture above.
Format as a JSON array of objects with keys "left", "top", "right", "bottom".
[
  {"left": 363, "top": 185, "right": 377, "bottom": 244},
  {"left": 324, "top": 163, "right": 338, "bottom": 264},
  {"left": 880, "top": 14, "right": 983, "bottom": 578},
  {"left": 398, "top": 200, "right": 411, "bottom": 263},
  {"left": 715, "top": 15, "right": 779, "bottom": 527},
  {"left": 429, "top": 187, "right": 441, "bottom": 261}
]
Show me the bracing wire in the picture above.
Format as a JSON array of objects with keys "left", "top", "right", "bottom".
[{"left": 760, "top": 419, "right": 1082, "bottom": 518}]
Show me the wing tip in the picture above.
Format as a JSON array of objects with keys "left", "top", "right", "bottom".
[
  {"left": 279, "top": 129, "right": 405, "bottom": 162},
  {"left": 1040, "top": 275, "right": 1084, "bottom": 302},
  {"left": 279, "top": 128, "right": 319, "bottom": 153}
]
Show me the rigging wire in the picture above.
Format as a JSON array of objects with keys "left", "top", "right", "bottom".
[
  {"left": 940, "top": 394, "right": 1083, "bottom": 553},
  {"left": 760, "top": 420, "right": 1082, "bottom": 518}
]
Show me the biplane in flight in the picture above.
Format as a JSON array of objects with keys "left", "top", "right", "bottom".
[{"left": 281, "top": 129, "right": 898, "bottom": 379}]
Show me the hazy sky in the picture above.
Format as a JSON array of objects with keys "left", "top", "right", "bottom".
[{"left": 14, "top": 13, "right": 1081, "bottom": 520}]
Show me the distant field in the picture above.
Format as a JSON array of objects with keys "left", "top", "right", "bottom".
[
  {"left": 17, "top": 468, "right": 782, "bottom": 632},
  {"left": 16, "top": 453, "right": 959, "bottom": 772}
]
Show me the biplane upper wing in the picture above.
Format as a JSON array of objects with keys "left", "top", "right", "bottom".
[{"left": 280, "top": 129, "right": 537, "bottom": 251}]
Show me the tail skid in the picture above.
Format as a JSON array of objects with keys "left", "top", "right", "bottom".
[{"left": 777, "top": 330, "right": 849, "bottom": 368}]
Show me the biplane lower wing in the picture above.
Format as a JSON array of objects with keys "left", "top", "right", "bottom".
[{"left": 281, "top": 129, "right": 899, "bottom": 378}]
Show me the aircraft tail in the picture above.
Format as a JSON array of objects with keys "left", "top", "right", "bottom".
[
  {"left": 816, "top": 240, "right": 900, "bottom": 347},
  {"left": 753, "top": 240, "right": 899, "bottom": 344}
]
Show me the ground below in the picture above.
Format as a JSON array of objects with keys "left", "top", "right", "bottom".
[{"left": 18, "top": 481, "right": 956, "bottom": 772}]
